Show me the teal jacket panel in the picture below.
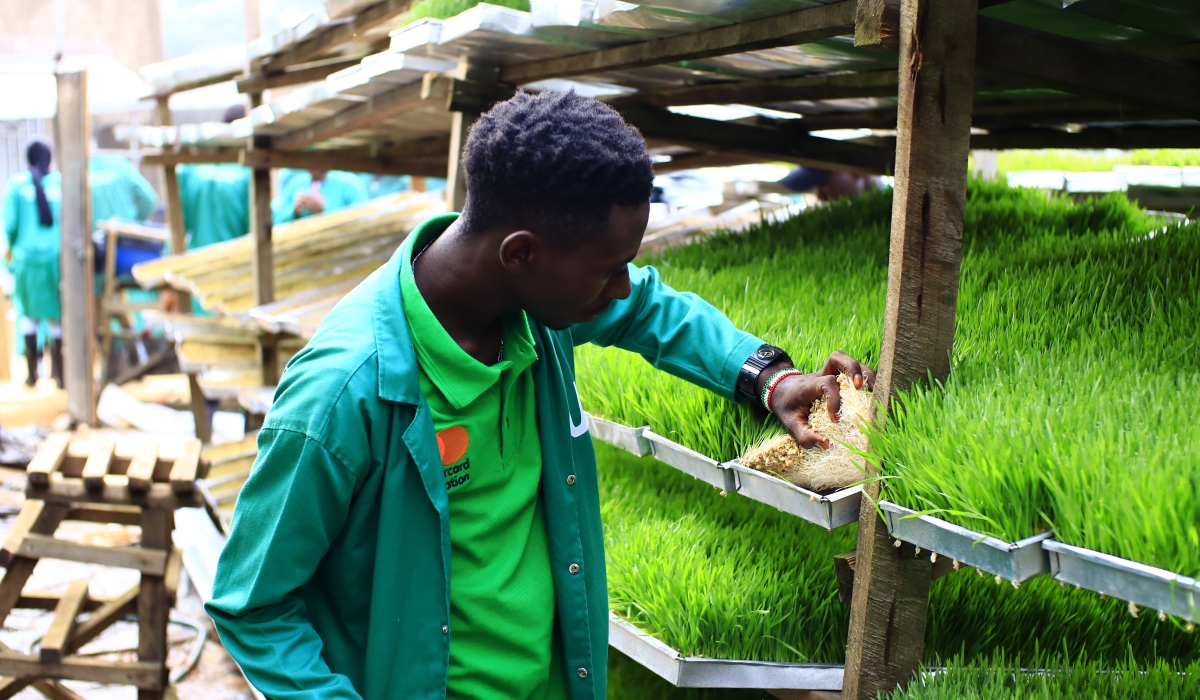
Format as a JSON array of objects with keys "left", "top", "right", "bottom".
[
  {"left": 3, "top": 170, "right": 62, "bottom": 320},
  {"left": 90, "top": 155, "right": 157, "bottom": 232},
  {"left": 272, "top": 170, "right": 369, "bottom": 224},
  {"left": 178, "top": 164, "right": 250, "bottom": 250},
  {"left": 206, "top": 232, "right": 763, "bottom": 700}
]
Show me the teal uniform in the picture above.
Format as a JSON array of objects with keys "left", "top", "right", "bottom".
[
  {"left": 3, "top": 170, "right": 62, "bottom": 321},
  {"left": 359, "top": 173, "right": 411, "bottom": 199},
  {"left": 90, "top": 155, "right": 157, "bottom": 232},
  {"left": 178, "top": 164, "right": 250, "bottom": 249},
  {"left": 207, "top": 213, "right": 763, "bottom": 700},
  {"left": 272, "top": 170, "right": 368, "bottom": 224}
]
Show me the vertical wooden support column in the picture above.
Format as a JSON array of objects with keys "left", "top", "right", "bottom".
[
  {"left": 56, "top": 71, "right": 97, "bottom": 426},
  {"left": 155, "top": 98, "right": 192, "bottom": 312},
  {"left": 445, "top": 110, "right": 474, "bottom": 214},
  {"left": 843, "top": 0, "right": 978, "bottom": 698},
  {"left": 137, "top": 506, "right": 170, "bottom": 700},
  {"left": 247, "top": 91, "right": 279, "bottom": 386}
]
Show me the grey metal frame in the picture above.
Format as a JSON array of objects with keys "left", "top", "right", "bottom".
[
  {"left": 1044, "top": 540, "right": 1200, "bottom": 623},
  {"left": 880, "top": 502, "right": 1053, "bottom": 582},
  {"left": 608, "top": 613, "right": 845, "bottom": 691}
]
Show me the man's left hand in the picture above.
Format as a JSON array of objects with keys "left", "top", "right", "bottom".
[{"left": 761, "top": 351, "right": 876, "bottom": 449}]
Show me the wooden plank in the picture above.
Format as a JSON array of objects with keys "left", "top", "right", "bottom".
[
  {"left": 164, "top": 548, "right": 183, "bottom": 606},
  {"left": 0, "top": 651, "right": 163, "bottom": 689},
  {"left": 56, "top": 71, "right": 97, "bottom": 426},
  {"left": 240, "top": 146, "right": 448, "bottom": 177},
  {"left": 0, "top": 639, "right": 86, "bottom": 700},
  {"left": 69, "top": 584, "right": 140, "bottom": 652},
  {"left": 236, "top": 57, "right": 363, "bottom": 93},
  {"left": 138, "top": 508, "right": 172, "bottom": 699},
  {"left": 855, "top": 0, "right": 900, "bottom": 50},
  {"left": 156, "top": 97, "right": 193, "bottom": 312},
  {"left": 15, "top": 534, "right": 168, "bottom": 575},
  {"left": 67, "top": 504, "right": 144, "bottom": 526},
  {"left": 835, "top": 550, "right": 961, "bottom": 603},
  {"left": 81, "top": 436, "right": 116, "bottom": 491},
  {"left": 620, "top": 105, "right": 893, "bottom": 174},
  {"left": 499, "top": 0, "right": 857, "bottom": 85},
  {"left": 188, "top": 375, "right": 212, "bottom": 445},
  {"left": 613, "top": 69, "right": 899, "bottom": 109},
  {"left": 445, "top": 110, "right": 472, "bottom": 214},
  {"left": 170, "top": 440, "right": 202, "bottom": 493},
  {"left": 40, "top": 580, "right": 89, "bottom": 663},
  {"left": 843, "top": 0, "right": 979, "bottom": 698},
  {"left": 126, "top": 442, "right": 159, "bottom": 494},
  {"left": 272, "top": 75, "right": 451, "bottom": 151},
  {"left": 0, "top": 501, "right": 47, "bottom": 565},
  {"left": 26, "top": 481, "right": 204, "bottom": 510},
  {"left": 259, "top": 0, "right": 413, "bottom": 72},
  {"left": 16, "top": 590, "right": 118, "bottom": 612},
  {"left": 976, "top": 17, "right": 1200, "bottom": 117},
  {"left": 152, "top": 68, "right": 242, "bottom": 99},
  {"left": 141, "top": 147, "right": 242, "bottom": 166},
  {"left": 26, "top": 434, "right": 70, "bottom": 487}
]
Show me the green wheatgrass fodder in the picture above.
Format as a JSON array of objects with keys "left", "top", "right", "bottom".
[
  {"left": 403, "top": 0, "right": 529, "bottom": 22},
  {"left": 991, "top": 148, "right": 1200, "bottom": 174},
  {"left": 882, "top": 650, "right": 1200, "bottom": 700},
  {"left": 578, "top": 181, "right": 1200, "bottom": 576},
  {"left": 597, "top": 442, "right": 1200, "bottom": 666}
]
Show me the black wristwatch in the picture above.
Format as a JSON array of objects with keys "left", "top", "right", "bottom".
[{"left": 737, "top": 344, "right": 792, "bottom": 403}]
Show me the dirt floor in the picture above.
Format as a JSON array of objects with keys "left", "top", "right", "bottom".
[{"left": 0, "top": 464, "right": 254, "bottom": 699}]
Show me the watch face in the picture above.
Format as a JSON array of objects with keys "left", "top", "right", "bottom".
[{"left": 755, "top": 347, "right": 777, "bottom": 361}]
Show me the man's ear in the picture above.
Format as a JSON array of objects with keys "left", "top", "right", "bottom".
[{"left": 498, "top": 231, "right": 537, "bottom": 273}]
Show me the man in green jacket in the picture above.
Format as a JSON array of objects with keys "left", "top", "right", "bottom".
[{"left": 208, "top": 91, "right": 874, "bottom": 700}]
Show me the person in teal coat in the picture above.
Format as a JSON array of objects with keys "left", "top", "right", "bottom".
[
  {"left": 208, "top": 92, "right": 875, "bottom": 700},
  {"left": 90, "top": 154, "right": 157, "bottom": 232},
  {"left": 271, "top": 169, "right": 368, "bottom": 224},
  {"left": 2, "top": 137, "right": 63, "bottom": 388},
  {"left": 178, "top": 163, "right": 250, "bottom": 249}
]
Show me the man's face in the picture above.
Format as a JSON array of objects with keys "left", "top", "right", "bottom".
[{"left": 510, "top": 203, "right": 649, "bottom": 330}]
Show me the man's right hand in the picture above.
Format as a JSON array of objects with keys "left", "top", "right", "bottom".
[
  {"left": 294, "top": 193, "right": 326, "bottom": 217},
  {"left": 159, "top": 289, "right": 180, "bottom": 313}
]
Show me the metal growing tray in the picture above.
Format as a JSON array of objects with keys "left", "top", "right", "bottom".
[
  {"left": 608, "top": 613, "right": 844, "bottom": 690},
  {"left": 722, "top": 460, "right": 862, "bottom": 530},
  {"left": 585, "top": 414, "right": 651, "bottom": 457},
  {"left": 1044, "top": 541, "right": 1200, "bottom": 623},
  {"left": 880, "top": 502, "right": 1053, "bottom": 582},
  {"left": 642, "top": 430, "right": 733, "bottom": 492}
]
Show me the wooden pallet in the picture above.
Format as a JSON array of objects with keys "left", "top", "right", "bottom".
[{"left": 0, "top": 434, "right": 197, "bottom": 699}]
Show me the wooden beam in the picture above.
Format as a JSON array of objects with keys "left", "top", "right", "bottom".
[
  {"left": 619, "top": 105, "right": 893, "bottom": 174},
  {"left": 0, "top": 651, "right": 163, "bottom": 689},
  {"left": 152, "top": 69, "right": 242, "bottom": 99},
  {"left": 976, "top": 17, "right": 1200, "bottom": 117},
  {"left": 237, "top": 57, "right": 363, "bottom": 94},
  {"left": 138, "top": 508, "right": 171, "bottom": 699},
  {"left": 26, "top": 434, "right": 70, "bottom": 488},
  {"left": 970, "top": 126, "right": 1200, "bottom": 150},
  {"left": 844, "top": 1, "right": 978, "bottom": 699},
  {"left": 126, "top": 442, "right": 159, "bottom": 493},
  {"left": 13, "top": 534, "right": 168, "bottom": 574},
  {"left": 0, "top": 504, "right": 70, "bottom": 625},
  {"left": 81, "top": 436, "right": 116, "bottom": 491},
  {"left": 169, "top": 439, "right": 202, "bottom": 493},
  {"left": 240, "top": 146, "right": 448, "bottom": 177},
  {"left": 446, "top": 111, "right": 472, "bottom": 214},
  {"left": 56, "top": 71, "right": 98, "bottom": 426},
  {"left": 40, "top": 580, "right": 89, "bottom": 663},
  {"left": 272, "top": 75, "right": 452, "bottom": 151},
  {"left": 614, "top": 69, "right": 898, "bottom": 109},
  {"left": 141, "top": 147, "right": 241, "bottom": 166},
  {"left": 26, "top": 480, "right": 204, "bottom": 510},
  {"left": 855, "top": 0, "right": 900, "bottom": 51},
  {"left": 498, "top": 0, "right": 857, "bottom": 85},
  {"left": 259, "top": 0, "right": 414, "bottom": 73},
  {"left": 791, "top": 98, "right": 1173, "bottom": 132},
  {"left": 156, "top": 97, "right": 193, "bottom": 314}
]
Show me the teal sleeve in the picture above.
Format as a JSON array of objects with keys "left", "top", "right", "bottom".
[
  {"left": 272, "top": 194, "right": 298, "bottom": 225},
  {"left": 125, "top": 159, "right": 158, "bottom": 220},
  {"left": 206, "top": 428, "right": 364, "bottom": 700},
  {"left": 3, "top": 179, "right": 18, "bottom": 251},
  {"left": 570, "top": 263, "right": 764, "bottom": 401}
]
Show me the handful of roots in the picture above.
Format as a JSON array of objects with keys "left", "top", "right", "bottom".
[{"left": 740, "top": 373, "right": 872, "bottom": 492}]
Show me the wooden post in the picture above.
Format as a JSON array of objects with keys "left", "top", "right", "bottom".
[
  {"left": 0, "top": 293, "right": 11, "bottom": 384},
  {"left": 843, "top": 0, "right": 978, "bottom": 698},
  {"left": 55, "top": 71, "right": 97, "bottom": 426},
  {"left": 247, "top": 91, "right": 278, "bottom": 386},
  {"left": 155, "top": 97, "right": 192, "bottom": 313},
  {"left": 136, "top": 507, "right": 170, "bottom": 700},
  {"left": 445, "top": 111, "right": 473, "bottom": 214}
]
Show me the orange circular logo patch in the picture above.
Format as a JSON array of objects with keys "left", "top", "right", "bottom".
[{"left": 436, "top": 426, "right": 469, "bottom": 465}]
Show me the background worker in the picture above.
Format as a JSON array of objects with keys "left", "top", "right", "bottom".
[
  {"left": 2, "top": 137, "right": 63, "bottom": 388},
  {"left": 208, "top": 91, "right": 874, "bottom": 700},
  {"left": 90, "top": 142, "right": 158, "bottom": 232},
  {"left": 271, "top": 168, "right": 367, "bottom": 224}
]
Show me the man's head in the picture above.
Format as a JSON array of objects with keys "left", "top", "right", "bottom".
[{"left": 460, "top": 90, "right": 654, "bottom": 329}]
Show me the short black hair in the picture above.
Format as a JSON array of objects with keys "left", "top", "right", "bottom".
[{"left": 460, "top": 90, "right": 654, "bottom": 240}]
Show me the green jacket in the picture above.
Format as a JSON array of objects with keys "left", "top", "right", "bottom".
[
  {"left": 90, "top": 155, "right": 157, "bottom": 232},
  {"left": 2, "top": 170, "right": 62, "bottom": 321},
  {"left": 207, "top": 223, "right": 763, "bottom": 700}
]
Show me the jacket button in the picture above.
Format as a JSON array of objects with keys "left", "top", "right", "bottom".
[
  {"left": 577, "top": 667, "right": 588, "bottom": 679},
  {"left": 569, "top": 563, "right": 580, "bottom": 575},
  {"left": 441, "top": 625, "right": 449, "bottom": 634},
  {"left": 566, "top": 474, "right": 576, "bottom": 486}
]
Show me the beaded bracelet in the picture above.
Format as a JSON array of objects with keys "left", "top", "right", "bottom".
[{"left": 760, "top": 368, "right": 803, "bottom": 412}]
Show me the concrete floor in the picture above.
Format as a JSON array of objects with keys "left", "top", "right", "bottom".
[{"left": 0, "top": 467, "right": 254, "bottom": 699}]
